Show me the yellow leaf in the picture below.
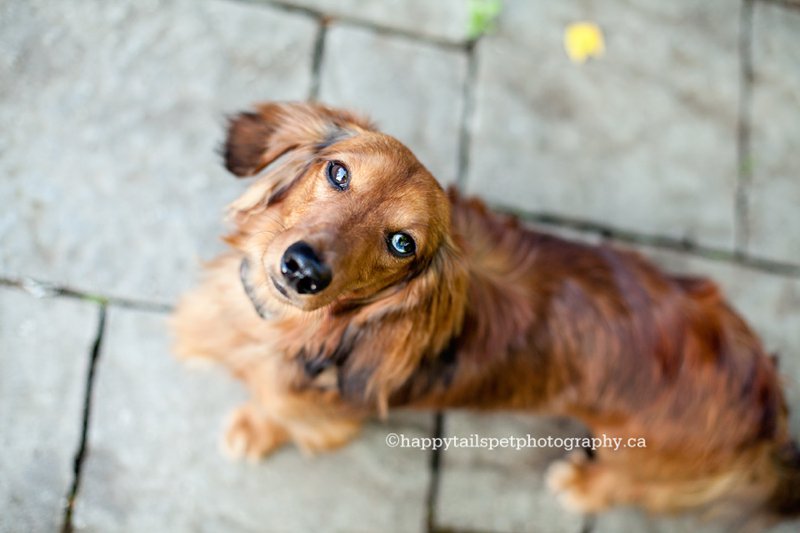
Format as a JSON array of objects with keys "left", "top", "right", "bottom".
[{"left": 564, "top": 22, "right": 605, "bottom": 64}]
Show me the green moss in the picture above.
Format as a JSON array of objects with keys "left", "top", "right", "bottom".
[
  {"left": 81, "top": 293, "right": 109, "bottom": 305},
  {"left": 467, "top": 0, "right": 502, "bottom": 39}
]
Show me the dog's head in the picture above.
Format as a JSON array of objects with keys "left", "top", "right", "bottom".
[{"left": 224, "top": 102, "right": 462, "bottom": 321}]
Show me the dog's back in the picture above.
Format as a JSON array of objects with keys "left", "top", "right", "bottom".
[{"left": 445, "top": 191, "right": 799, "bottom": 522}]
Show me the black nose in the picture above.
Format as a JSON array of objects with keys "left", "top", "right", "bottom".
[{"left": 280, "top": 241, "right": 332, "bottom": 295}]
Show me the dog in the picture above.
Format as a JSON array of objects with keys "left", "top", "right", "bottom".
[{"left": 171, "top": 101, "right": 800, "bottom": 523}]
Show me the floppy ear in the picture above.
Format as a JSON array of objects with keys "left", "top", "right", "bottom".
[
  {"left": 223, "top": 102, "right": 375, "bottom": 232},
  {"left": 338, "top": 237, "right": 469, "bottom": 414},
  {"left": 223, "top": 102, "right": 374, "bottom": 177}
]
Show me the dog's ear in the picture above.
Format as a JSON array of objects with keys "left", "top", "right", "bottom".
[
  {"left": 224, "top": 103, "right": 374, "bottom": 244},
  {"left": 339, "top": 236, "right": 469, "bottom": 414},
  {"left": 223, "top": 102, "right": 374, "bottom": 177}
]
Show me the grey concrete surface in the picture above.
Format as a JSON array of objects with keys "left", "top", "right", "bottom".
[
  {"left": 747, "top": 2, "right": 800, "bottom": 263},
  {"left": 2, "top": 0, "right": 800, "bottom": 532},
  {"left": 0, "top": 0, "right": 317, "bottom": 303},
  {"left": 593, "top": 508, "right": 728, "bottom": 533},
  {"left": 0, "top": 289, "right": 98, "bottom": 533},
  {"left": 319, "top": 23, "right": 467, "bottom": 184},
  {"left": 595, "top": 508, "right": 800, "bottom": 533},
  {"left": 73, "top": 308, "right": 434, "bottom": 533},
  {"left": 466, "top": 0, "right": 739, "bottom": 249},
  {"left": 436, "top": 413, "right": 587, "bottom": 533},
  {"left": 264, "top": 0, "right": 472, "bottom": 43}
]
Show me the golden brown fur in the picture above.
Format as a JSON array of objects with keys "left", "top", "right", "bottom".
[{"left": 171, "top": 102, "right": 800, "bottom": 523}]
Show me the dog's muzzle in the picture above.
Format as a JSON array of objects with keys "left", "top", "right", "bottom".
[{"left": 239, "top": 258, "right": 268, "bottom": 319}]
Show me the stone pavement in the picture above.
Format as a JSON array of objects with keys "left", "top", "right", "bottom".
[{"left": 1, "top": 0, "right": 799, "bottom": 531}]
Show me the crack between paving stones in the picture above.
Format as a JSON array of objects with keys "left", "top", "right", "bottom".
[
  {"left": 492, "top": 204, "right": 800, "bottom": 279},
  {"left": 235, "top": 0, "right": 469, "bottom": 50},
  {"left": 735, "top": 0, "right": 755, "bottom": 253},
  {"left": 428, "top": 521, "right": 505, "bottom": 533},
  {"left": 60, "top": 304, "right": 106, "bottom": 533},
  {"left": 581, "top": 513, "right": 597, "bottom": 533},
  {"left": 0, "top": 276, "right": 173, "bottom": 313},
  {"left": 425, "top": 412, "right": 445, "bottom": 533},
  {"left": 456, "top": 40, "right": 478, "bottom": 189},
  {"left": 759, "top": 0, "right": 800, "bottom": 11},
  {"left": 308, "top": 17, "right": 329, "bottom": 102}
]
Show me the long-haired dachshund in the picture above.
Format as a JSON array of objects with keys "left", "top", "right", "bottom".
[{"left": 172, "top": 102, "right": 800, "bottom": 523}]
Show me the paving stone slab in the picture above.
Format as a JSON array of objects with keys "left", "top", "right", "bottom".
[
  {"left": 73, "top": 308, "right": 434, "bottom": 532},
  {"left": 746, "top": 2, "right": 800, "bottom": 264},
  {"left": 274, "top": 0, "right": 471, "bottom": 43},
  {"left": 0, "top": 289, "right": 98, "bottom": 533},
  {"left": 593, "top": 507, "right": 728, "bottom": 533},
  {"left": 595, "top": 506, "right": 800, "bottom": 533},
  {"left": 435, "top": 412, "right": 588, "bottom": 533},
  {"left": 0, "top": 0, "right": 317, "bottom": 303},
  {"left": 466, "top": 0, "right": 739, "bottom": 249},
  {"left": 318, "top": 23, "right": 468, "bottom": 185}
]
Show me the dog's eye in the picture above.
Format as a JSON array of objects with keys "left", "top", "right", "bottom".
[
  {"left": 388, "top": 232, "right": 416, "bottom": 257},
  {"left": 326, "top": 161, "right": 349, "bottom": 190}
]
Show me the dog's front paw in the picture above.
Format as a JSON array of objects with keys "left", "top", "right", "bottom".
[
  {"left": 222, "top": 404, "right": 288, "bottom": 461},
  {"left": 546, "top": 450, "right": 609, "bottom": 514},
  {"left": 290, "top": 418, "right": 363, "bottom": 456}
]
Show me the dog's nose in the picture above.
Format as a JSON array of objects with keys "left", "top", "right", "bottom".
[{"left": 280, "top": 241, "right": 332, "bottom": 295}]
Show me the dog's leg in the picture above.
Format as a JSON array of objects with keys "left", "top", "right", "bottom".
[
  {"left": 172, "top": 255, "right": 364, "bottom": 459},
  {"left": 546, "top": 449, "right": 621, "bottom": 513},
  {"left": 229, "top": 356, "right": 364, "bottom": 459},
  {"left": 222, "top": 391, "right": 364, "bottom": 460},
  {"left": 224, "top": 392, "right": 363, "bottom": 459},
  {"left": 223, "top": 402, "right": 289, "bottom": 461},
  {"left": 546, "top": 447, "right": 691, "bottom": 514},
  {"left": 547, "top": 445, "right": 773, "bottom": 518},
  {"left": 273, "top": 399, "right": 364, "bottom": 456}
]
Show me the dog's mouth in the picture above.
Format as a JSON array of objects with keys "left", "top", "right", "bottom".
[
  {"left": 241, "top": 256, "right": 393, "bottom": 317},
  {"left": 240, "top": 257, "right": 299, "bottom": 319},
  {"left": 239, "top": 258, "right": 271, "bottom": 318},
  {"left": 270, "top": 275, "right": 290, "bottom": 298}
]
